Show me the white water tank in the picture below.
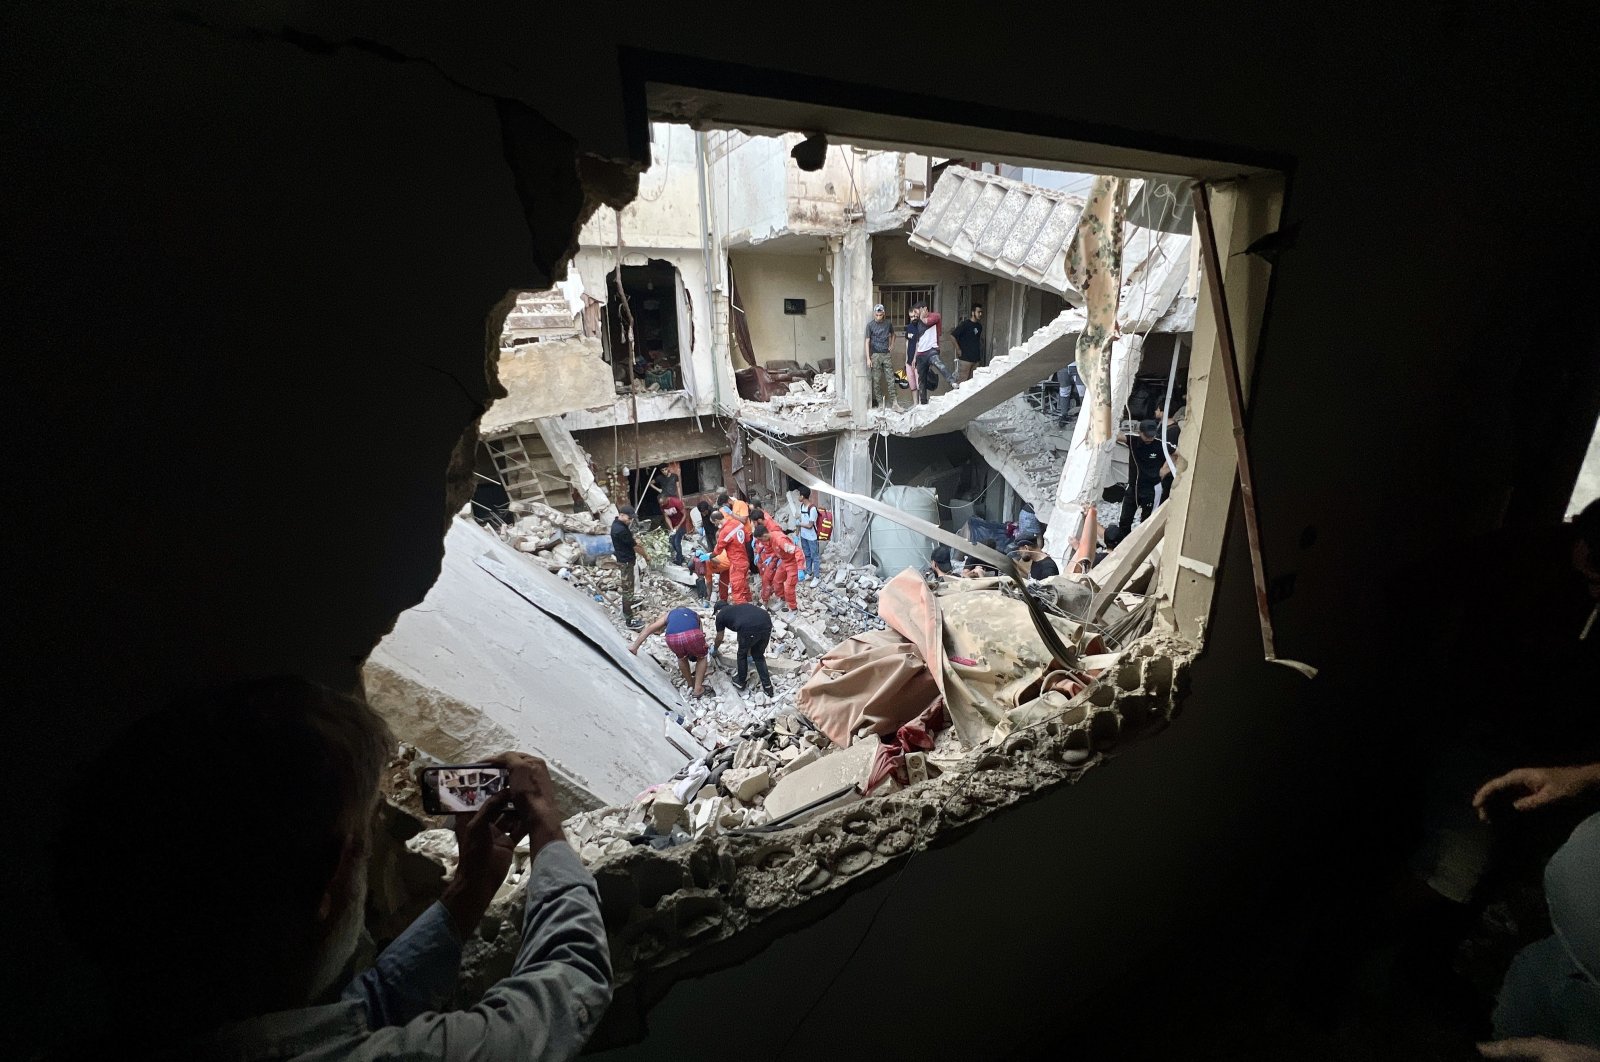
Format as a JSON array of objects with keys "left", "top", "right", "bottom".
[{"left": 869, "top": 485, "right": 940, "bottom": 578}]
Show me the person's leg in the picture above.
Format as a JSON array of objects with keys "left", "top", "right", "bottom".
[
  {"left": 734, "top": 635, "right": 750, "bottom": 687},
  {"left": 750, "top": 632, "right": 773, "bottom": 694},
  {"left": 677, "top": 656, "right": 692, "bottom": 686},
  {"left": 782, "top": 561, "right": 798, "bottom": 609},
  {"left": 957, "top": 359, "right": 974, "bottom": 384},
  {"left": 619, "top": 561, "right": 636, "bottom": 623},
  {"left": 692, "top": 656, "right": 708, "bottom": 696},
  {"left": 803, "top": 536, "right": 820, "bottom": 576},
  {"left": 730, "top": 562, "right": 750, "bottom": 604},
  {"left": 670, "top": 526, "right": 685, "bottom": 564}
]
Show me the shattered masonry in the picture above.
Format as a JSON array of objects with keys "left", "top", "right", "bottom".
[
  {"left": 367, "top": 133, "right": 1210, "bottom": 1043},
  {"left": 452, "top": 634, "right": 1193, "bottom": 1029}
]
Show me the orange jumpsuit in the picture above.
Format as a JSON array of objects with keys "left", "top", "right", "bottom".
[
  {"left": 715, "top": 516, "right": 752, "bottom": 604},
  {"left": 757, "top": 524, "right": 801, "bottom": 609}
]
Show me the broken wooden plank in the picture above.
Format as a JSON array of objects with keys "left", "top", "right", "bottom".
[{"left": 1084, "top": 503, "right": 1170, "bottom": 621}]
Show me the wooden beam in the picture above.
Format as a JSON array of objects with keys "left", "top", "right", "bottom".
[{"left": 1084, "top": 502, "right": 1170, "bottom": 620}]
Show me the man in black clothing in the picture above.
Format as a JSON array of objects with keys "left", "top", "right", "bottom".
[
  {"left": 951, "top": 304, "right": 984, "bottom": 386},
  {"left": 611, "top": 504, "right": 643, "bottom": 630},
  {"left": 712, "top": 601, "right": 774, "bottom": 696},
  {"left": 1114, "top": 419, "right": 1181, "bottom": 536},
  {"left": 1014, "top": 539, "right": 1060, "bottom": 580}
]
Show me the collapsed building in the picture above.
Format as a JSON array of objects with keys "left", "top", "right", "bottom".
[
  {"left": 23, "top": 6, "right": 1600, "bottom": 1060},
  {"left": 367, "top": 125, "right": 1223, "bottom": 1044}
]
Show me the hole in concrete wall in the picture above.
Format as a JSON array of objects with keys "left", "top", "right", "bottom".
[{"left": 367, "top": 83, "right": 1277, "bottom": 1038}]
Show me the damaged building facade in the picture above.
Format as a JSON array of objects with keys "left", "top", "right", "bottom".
[{"left": 366, "top": 116, "right": 1247, "bottom": 1048}]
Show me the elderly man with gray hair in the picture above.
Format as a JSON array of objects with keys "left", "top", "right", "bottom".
[{"left": 52, "top": 676, "right": 612, "bottom": 1060}]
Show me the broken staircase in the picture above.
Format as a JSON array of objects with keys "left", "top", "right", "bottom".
[{"left": 486, "top": 430, "right": 578, "bottom": 514}]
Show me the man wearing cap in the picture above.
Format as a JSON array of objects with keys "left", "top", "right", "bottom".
[
  {"left": 1113, "top": 419, "right": 1183, "bottom": 538},
  {"left": 864, "top": 303, "right": 895, "bottom": 407},
  {"left": 610, "top": 505, "right": 644, "bottom": 629}
]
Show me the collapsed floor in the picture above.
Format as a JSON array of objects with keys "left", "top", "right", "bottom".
[{"left": 368, "top": 482, "right": 1197, "bottom": 1043}]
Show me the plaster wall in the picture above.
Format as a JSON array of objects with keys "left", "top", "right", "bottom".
[
  {"left": 570, "top": 247, "right": 724, "bottom": 419},
  {"left": 579, "top": 122, "right": 705, "bottom": 250},
  {"left": 708, "top": 129, "right": 856, "bottom": 245},
  {"left": 730, "top": 250, "right": 836, "bottom": 368}
]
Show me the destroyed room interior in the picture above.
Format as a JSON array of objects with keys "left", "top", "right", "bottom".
[{"left": 8, "top": 6, "right": 1600, "bottom": 1061}]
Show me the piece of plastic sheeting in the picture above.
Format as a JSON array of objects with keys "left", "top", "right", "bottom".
[{"left": 795, "top": 627, "right": 941, "bottom": 750}]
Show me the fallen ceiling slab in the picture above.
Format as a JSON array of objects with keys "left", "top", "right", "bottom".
[{"left": 365, "top": 519, "right": 701, "bottom": 811}]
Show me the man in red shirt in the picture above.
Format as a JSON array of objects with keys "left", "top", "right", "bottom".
[{"left": 660, "top": 492, "right": 687, "bottom": 565}]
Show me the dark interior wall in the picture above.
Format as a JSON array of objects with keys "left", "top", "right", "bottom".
[
  {"left": 4, "top": 4, "right": 630, "bottom": 1037},
  {"left": 6, "top": 0, "right": 1599, "bottom": 1055}
]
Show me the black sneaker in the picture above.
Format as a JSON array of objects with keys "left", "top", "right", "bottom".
[
  {"left": 626, "top": 617, "right": 644, "bottom": 630},
  {"left": 761, "top": 683, "right": 775, "bottom": 697},
  {"left": 730, "top": 674, "right": 748, "bottom": 691}
]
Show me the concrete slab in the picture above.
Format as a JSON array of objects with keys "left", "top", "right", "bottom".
[
  {"left": 365, "top": 519, "right": 702, "bottom": 811},
  {"left": 764, "top": 739, "right": 878, "bottom": 821}
]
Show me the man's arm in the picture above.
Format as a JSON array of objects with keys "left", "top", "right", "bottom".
[
  {"left": 353, "top": 756, "right": 612, "bottom": 1062},
  {"left": 342, "top": 786, "right": 521, "bottom": 1028},
  {"left": 1474, "top": 763, "right": 1600, "bottom": 821},
  {"left": 628, "top": 615, "right": 668, "bottom": 654}
]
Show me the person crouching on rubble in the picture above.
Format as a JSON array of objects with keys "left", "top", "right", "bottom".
[
  {"left": 753, "top": 521, "right": 801, "bottom": 611},
  {"left": 713, "top": 600, "right": 775, "bottom": 697},
  {"left": 51, "top": 677, "right": 611, "bottom": 1061},
  {"left": 630, "top": 605, "right": 711, "bottom": 698}
]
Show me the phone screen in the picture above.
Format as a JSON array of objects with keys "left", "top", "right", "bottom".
[{"left": 421, "top": 765, "right": 510, "bottom": 815}]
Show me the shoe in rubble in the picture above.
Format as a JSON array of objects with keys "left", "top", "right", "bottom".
[{"left": 626, "top": 617, "right": 644, "bottom": 630}]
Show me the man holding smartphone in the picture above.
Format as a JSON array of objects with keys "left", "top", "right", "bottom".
[{"left": 54, "top": 677, "right": 612, "bottom": 1060}]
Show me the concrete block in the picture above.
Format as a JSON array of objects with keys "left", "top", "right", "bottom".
[
  {"left": 723, "top": 766, "right": 773, "bottom": 802},
  {"left": 763, "top": 739, "right": 877, "bottom": 821},
  {"left": 765, "top": 656, "right": 807, "bottom": 674},
  {"left": 651, "top": 792, "right": 687, "bottom": 832},
  {"left": 786, "top": 746, "right": 821, "bottom": 773}
]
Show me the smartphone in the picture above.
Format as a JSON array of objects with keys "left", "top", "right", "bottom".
[{"left": 420, "top": 764, "right": 510, "bottom": 816}]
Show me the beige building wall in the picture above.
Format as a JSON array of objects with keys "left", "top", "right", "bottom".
[{"left": 730, "top": 249, "right": 837, "bottom": 368}]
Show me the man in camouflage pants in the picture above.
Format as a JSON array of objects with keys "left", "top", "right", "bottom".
[{"left": 864, "top": 303, "right": 895, "bottom": 407}]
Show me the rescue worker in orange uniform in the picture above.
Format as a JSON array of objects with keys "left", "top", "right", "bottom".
[
  {"left": 710, "top": 503, "right": 752, "bottom": 604},
  {"left": 753, "top": 521, "right": 800, "bottom": 611}
]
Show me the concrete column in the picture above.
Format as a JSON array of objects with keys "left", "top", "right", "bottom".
[
  {"left": 1041, "top": 334, "right": 1146, "bottom": 561},
  {"left": 835, "top": 223, "right": 872, "bottom": 420},
  {"left": 832, "top": 428, "right": 874, "bottom": 564}
]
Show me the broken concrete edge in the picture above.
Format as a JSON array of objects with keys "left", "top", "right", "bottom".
[{"left": 450, "top": 633, "right": 1196, "bottom": 1047}]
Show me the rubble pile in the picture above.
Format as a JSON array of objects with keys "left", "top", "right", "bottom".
[
  {"left": 560, "top": 711, "right": 833, "bottom": 862},
  {"left": 508, "top": 530, "right": 894, "bottom": 864},
  {"left": 499, "top": 501, "right": 609, "bottom": 569},
  {"left": 766, "top": 375, "right": 837, "bottom": 411}
]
